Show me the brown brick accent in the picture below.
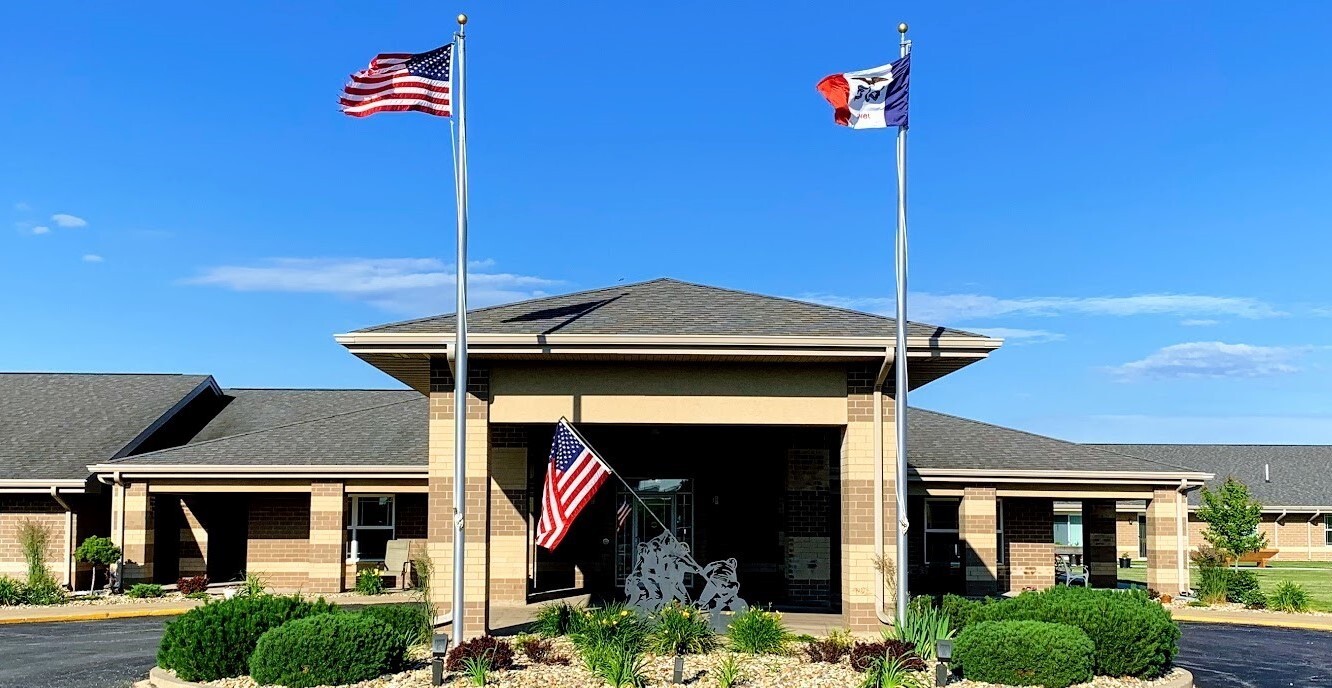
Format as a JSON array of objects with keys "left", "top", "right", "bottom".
[
  {"left": 0, "top": 496, "right": 69, "bottom": 583},
  {"left": 960, "top": 487, "right": 998, "bottom": 596},
  {"left": 247, "top": 494, "right": 311, "bottom": 590},
  {"left": 1004, "top": 498, "right": 1054, "bottom": 592},
  {"left": 1083, "top": 499, "right": 1118, "bottom": 587}
]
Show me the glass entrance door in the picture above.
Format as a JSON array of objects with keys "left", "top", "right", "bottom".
[{"left": 615, "top": 478, "right": 693, "bottom": 590}]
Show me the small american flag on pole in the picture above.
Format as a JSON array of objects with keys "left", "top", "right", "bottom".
[
  {"left": 535, "top": 420, "right": 613, "bottom": 551},
  {"left": 340, "top": 44, "right": 452, "bottom": 118}
]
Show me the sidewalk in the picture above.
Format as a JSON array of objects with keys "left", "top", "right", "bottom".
[
  {"left": 0, "top": 591, "right": 417, "bottom": 625},
  {"left": 1171, "top": 606, "right": 1332, "bottom": 632}
]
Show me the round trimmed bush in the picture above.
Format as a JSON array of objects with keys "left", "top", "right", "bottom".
[
  {"left": 249, "top": 613, "right": 406, "bottom": 687},
  {"left": 954, "top": 620, "right": 1093, "bottom": 688},
  {"left": 361, "top": 603, "right": 433, "bottom": 653},
  {"left": 156, "top": 594, "right": 336, "bottom": 681}
]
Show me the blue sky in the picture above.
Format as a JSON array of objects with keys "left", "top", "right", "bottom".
[{"left": 4, "top": 2, "right": 1332, "bottom": 443}]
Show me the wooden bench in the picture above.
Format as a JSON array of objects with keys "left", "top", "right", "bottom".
[{"left": 1233, "top": 549, "right": 1280, "bottom": 568}]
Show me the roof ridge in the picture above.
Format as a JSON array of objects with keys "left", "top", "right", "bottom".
[
  {"left": 0, "top": 372, "right": 209, "bottom": 378},
  {"left": 107, "top": 397, "right": 425, "bottom": 463},
  {"left": 353, "top": 278, "right": 672, "bottom": 333},
  {"left": 913, "top": 407, "right": 1204, "bottom": 473},
  {"left": 1091, "top": 443, "right": 1332, "bottom": 449},
  {"left": 221, "top": 387, "right": 416, "bottom": 393}
]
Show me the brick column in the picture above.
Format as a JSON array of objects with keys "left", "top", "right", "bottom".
[
  {"left": 1146, "top": 488, "right": 1187, "bottom": 595},
  {"left": 428, "top": 360, "right": 491, "bottom": 638},
  {"left": 960, "top": 487, "right": 999, "bottom": 596},
  {"left": 178, "top": 497, "right": 209, "bottom": 578},
  {"left": 1083, "top": 499, "right": 1119, "bottom": 588},
  {"left": 841, "top": 365, "right": 896, "bottom": 631},
  {"left": 1004, "top": 498, "right": 1054, "bottom": 592},
  {"left": 309, "top": 481, "right": 346, "bottom": 593},
  {"left": 489, "top": 425, "right": 528, "bottom": 604},
  {"left": 111, "top": 482, "right": 153, "bottom": 586}
]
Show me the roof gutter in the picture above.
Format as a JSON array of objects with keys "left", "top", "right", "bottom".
[
  {"left": 911, "top": 468, "right": 1213, "bottom": 485},
  {"left": 0, "top": 479, "right": 89, "bottom": 494},
  {"left": 87, "top": 463, "right": 427, "bottom": 480},
  {"left": 872, "top": 346, "right": 894, "bottom": 625}
]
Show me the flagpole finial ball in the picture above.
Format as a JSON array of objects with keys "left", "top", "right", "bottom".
[
  {"left": 457, "top": 14, "right": 468, "bottom": 25},
  {"left": 898, "top": 22, "right": 909, "bottom": 34}
]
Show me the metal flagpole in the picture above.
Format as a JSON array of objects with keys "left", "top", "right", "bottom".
[
  {"left": 451, "top": 12, "right": 470, "bottom": 648},
  {"left": 893, "top": 21, "right": 912, "bottom": 623}
]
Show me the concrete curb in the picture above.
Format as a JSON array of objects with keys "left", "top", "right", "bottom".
[
  {"left": 1172, "top": 610, "right": 1332, "bottom": 632},
  {"left": 149, "top": 667, "right": 203, "bottom": 688},
  {"left": 1162, "top": 668, "right": 1195, "bottom": 688},
  {"left": 0, "top": 605, "right": 195, "bottom": 625}
]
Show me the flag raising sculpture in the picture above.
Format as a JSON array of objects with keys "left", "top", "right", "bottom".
[
  {"left": 535, "top": 420, "right": 613, "bottom": 550},
  {"left": 816, "top": 24, "right": 914, "bottom": 624},
  {"left": 341, "top": 15, "right": 472, "bottom": 646}
]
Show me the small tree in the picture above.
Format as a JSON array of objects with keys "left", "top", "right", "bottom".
[
  {"left": 75, "top": 536, "right": 122, "bottom": 594},
  {"left": 1195, "top": 476, "right": 1266, "bottom": 567},
  {"left": 18, "top": 521, "right": 56, "bottom": 587}
]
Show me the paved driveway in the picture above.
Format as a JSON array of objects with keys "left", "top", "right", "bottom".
[
  {"left": 0, "top": 619, "right": 1328, "bottom": 688},
  {"left": 0, "top": 617, "right": 166, "bottom": 688}
]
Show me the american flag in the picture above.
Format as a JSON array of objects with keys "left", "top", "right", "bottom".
[
  {"left": 340, "top": 44, "right": 452, "bottom": 118},
  {"left": 535, "top": 420, "right": 612, "bottom": 550}
]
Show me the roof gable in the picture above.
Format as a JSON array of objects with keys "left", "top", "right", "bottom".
[{"left": 355, "top": 278, "right": 981, "bottom": 339}]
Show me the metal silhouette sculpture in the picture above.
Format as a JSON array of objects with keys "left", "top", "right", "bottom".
[{"left": 624, "top": 532, "right": 748, "bottom": 631}]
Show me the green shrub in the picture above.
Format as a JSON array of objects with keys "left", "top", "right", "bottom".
[
  {"left": 1239, "top": 588, "right": 1267, "bottom": 609},
  {"left": 239, "top": 572, "right": 267, "bottom": 597},
  {"left": 127, "top": 583, "right": 165, "bottom": 599},
  {"left": 361, "top": 603, "right": 433, "bottom": 649},
  {"left": 532, "top": 600, "right": 580, "bottom": 636},
  {"left": 184, "top": 591, "right": 210, "bottom": 600},
  {"left": 954, "top": 620, "right": 1094, "bottom": 688},
  {"left": 592, "top": 647, "right": 648, "bottom": 688},
  {"left": 647, "top": 601, "right": 716, "bottom": 655},
  {"left": 1269, "top": 580, "right": 1311, "bottom": 613},
  {"left": 355, "top": 568, "right": 385, "bottom": 595},
  {"left": 22, "top": 579, "right": 66, "bottom": 606},
  {"left": 726, "top": 608, "right": 788, "bottom": 654},
  {"left": 939, "top": 594, "right": 980, "bottom": 631},
  {"left": 1195, "top": 566, "right": 1229, "bottom": 605},
  {"left": 1225, "top": 569, "right": 1261, "bottom": 604},
  {"left": 966, "top": 586, "right": 1178, "bottom": 678},
  {"left": 18, "top": 522, "right": 63, "bottom": 603},
  {"left": 860, "top": 654, "right": 928, "bottom": 688},
  {"left": 74, "top": 536, "right": 120, "bottom": 593},
  {"left": 715, "top": 654, "right": 743, "bottom": 688},
  {"left": 884, "top": 596, "right": 953, "bottom": 661},
  {"left": 848, "top": 640, "right": 924, "bottom": 672},
  {"left": 176, "top": 575, "right": 209, "bottom": 595},
  {"left": 445, "top": 636, "right": 515, "bottom": 672},
  {"left": 156, "top": 594, "right": 336, "bottom": 681},
  {"left": 570, "top": 603, "right": 651, "bottom": 652},
  {"left": 249, "top": 613, "right": 405, "bottom": 688},
  {"left": 0, "top": 577, "right": 22, "bottom": 606}
]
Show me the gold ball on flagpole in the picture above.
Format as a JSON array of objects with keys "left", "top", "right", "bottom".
[
  {"left": 457, "top": 14, "right": 468, "bottom": 25},
  {"left": 898, "top": 22, "right": 909, "bottom": 34}
]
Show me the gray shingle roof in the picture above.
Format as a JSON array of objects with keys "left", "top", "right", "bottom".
[
  {"left": 1088, "top": 444, "right": 1332, "bottom": 507},
  {"left": 193, "top": 389, "right": 420, "bottom": 443},
  {"left": 109, "top": 395, "right": 427, "bottom": 467},
  {"left": 355, "top": 278, "right": 982, "bottom": 339},
  {"left": 909, "top": 409, "right": 1204, "bottom": 475},
  {"left": 0, "top": 373, "right": 212, "bottom": 481}
]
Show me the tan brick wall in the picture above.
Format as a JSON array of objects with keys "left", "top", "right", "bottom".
[
  {"left": 841, "top": 365, "right": 896, "bottom": 631},
  {"left": 309, "top": 481, "right": 346, "bottom": 593},
  {"left": 1004, "top": 498, "right": 1054, "bottom": 591},
  {"left": 489, "top": 442, "right": 528, "bottom": 604},
  {"left": 960, "top": 487, "right": 998, "bottom": 595},
  {"left": 1186, "top": 512, "right": 1332, "bottom": 562},
  {"left": 1117, "top": 511, "right": 1142, "bottom": 557},
  {"left": 112, "top": 482, "right": 153, "bottom": 585},
  {"left": 0, "top": 496, "right": 69, "bottom": 583},
  {"left": 178, "top": 497, "right": 209, "bottom": 577},
  {"left": 247, "top": 494, "right": 310, "bottom": 591},
  {"left": 1146, "top": 488, "right": 1187, "bottom": 594}
]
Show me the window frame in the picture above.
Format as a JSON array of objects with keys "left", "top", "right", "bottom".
[
  {"left": 923, "top": 498, "right": 961, "bottom": 567},
  {"left": 1325, "top": 514, "right": 1331, "bottom": 547},
  {"left": 1053, "top": 513, "right": 1084, "bottom": 548},
  {"left": 1137, "top": 513, "right": 1148, "bottom": 558},
  {"left": 996, "top": 499, "right": 1005, "bottom": 565},
  {"left": 346, "top": 494, "right": 396, "bottom": 563}
]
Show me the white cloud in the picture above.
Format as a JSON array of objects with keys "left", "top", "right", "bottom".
[
  {"left": 1179, "top": 319, "right": 1219, "bottom": 327},
  {"left": 51, "top": 213, "right": 88, "bottom": 228},
  {"left": 1109, "top": 341, "right": 1309, "bottom": 381},
  {"left": 82, "top": 254, "right": 104, "bottom": 263},
  {"left": 963, "top": 327, "right": 1065, "bottom": 345},
  {"left": 184, "top": 258, "right": 561, "bottom": 313},
  {"left": 30, "top": 226, "right": 50, "bottom": 235},
  {"left": 801, "top": 292, "right": 1284, "bottom": 323}
]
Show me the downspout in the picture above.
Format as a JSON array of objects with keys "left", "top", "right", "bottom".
[
  {"left": 1274, "top": 510, "right": 1287, "bottom": 554},
  {"left": 49, "top": 487, "right": 74, "bottom": 589},
  {"left": 1175, "top": 480, "right": 1188, "bottom": 595},
  {"left": 872, "top": 347, "right": 894, "bottom": 625},
  {"left": 1308, "top": 512, "right": 1322, "bottom": 562}
]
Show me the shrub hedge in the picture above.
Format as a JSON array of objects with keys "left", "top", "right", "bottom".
[
  {"left": 156, "top": 594, "right": 336, "bottom": 681},
  {"left": 954, "top": 620, "right": 1094, "bottom": 688},
  {"left": 249, "top": 613, "right": 405, "bottom": 688},
  {"left": 726, "top": 608, "right": 788, "bottom": 654},
  {"left": 951, "top": 587, "right": 1178, "bottom": 678},
  {"left": 361, "top": 603, "right": 433, "bottom": 652}
]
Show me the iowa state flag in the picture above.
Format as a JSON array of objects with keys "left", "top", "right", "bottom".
[{"left": 816, "top": 54, "right": 910, "bottom": 129}]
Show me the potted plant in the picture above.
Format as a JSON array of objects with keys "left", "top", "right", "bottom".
[{"left": 1118, "top": 553, "right": 1133, "bottom": 569}]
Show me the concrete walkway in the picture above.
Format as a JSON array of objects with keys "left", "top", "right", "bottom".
[
  {"left": 1171, "top": 606, "right": 1332, "bottom": 632},
  {"left": 0, "top": 591, "right": 417, "bottom": 625}
]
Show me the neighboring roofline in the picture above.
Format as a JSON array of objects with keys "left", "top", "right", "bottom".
[
  {"left": 911, "top": 467, "right": 1213, "bottom": 486},
  {"left": 1183, "top": 504, "right": 1332, "bottom": 514},
  {"left": 85, "top": 463, "right": 426, "bottom": 480},
  {"left": 0, "top": 479, "right": 88, "bottom": 494},
  {"left": 111, "top": 376, "right": 221, "bottom": 460}
]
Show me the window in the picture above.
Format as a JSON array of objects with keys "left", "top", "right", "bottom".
[
  {"left": 1138, "top": 513, "right": 1148, "bottom": 558},
  {"left": 347, "top": 495, "right": 395, "bottom": 562},
  {"left": 1053, "top": 514, "right": 1083, "bottom": 547},
  {"left": 996, "top": 499, "right": 1005, "bottom": 564},
  {"left": 1325, "top": 515, "right": 1331, "bottom": 547},
  {"left": 924, "top": 499, "right": 961, "bottom": 567}
]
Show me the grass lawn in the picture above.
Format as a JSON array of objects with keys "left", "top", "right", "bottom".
[{"left": 1118, "top": 563, "right": 1332, "bottom": 611}]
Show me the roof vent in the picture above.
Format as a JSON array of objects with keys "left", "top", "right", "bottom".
[{"left": 1264, "top": 463, "right": 1271, "bottom": 483}]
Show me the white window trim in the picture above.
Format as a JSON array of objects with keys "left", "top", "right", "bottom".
[
  {"left": 924, "top": 498, "right": 961, "bottom": 566},
  {"left": 1325, "top": 514, "right": 1331, "bottom": 547},
  {"left": 346, "top": 494, "right": 396, "bottom": 564}
]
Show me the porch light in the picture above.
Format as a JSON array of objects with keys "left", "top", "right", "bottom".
[
  {"left": 934, "top": 639, "right": 954, "bottom": 687},
  {"left": 431, "top": 633, "right": 451, "bottom": 686}
]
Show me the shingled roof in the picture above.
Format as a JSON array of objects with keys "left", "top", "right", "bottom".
[
  {"left": 192, "top": 389, "right": 421, "bottom": 443},
  {"left": 1088, "top": 444, "right": 1332, "bottom": 507},
  {"left": 0, "top": 373, "right": 213, "bottom": 481},
  {"left": 909, "top": 409, "right": 1206, "bottom": 476},
  {"left": 355, "top": 278, "right": 982, "bottom": 339},
  {"left": 107, "top": 394, "right": 426, "bottom": 467}
]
